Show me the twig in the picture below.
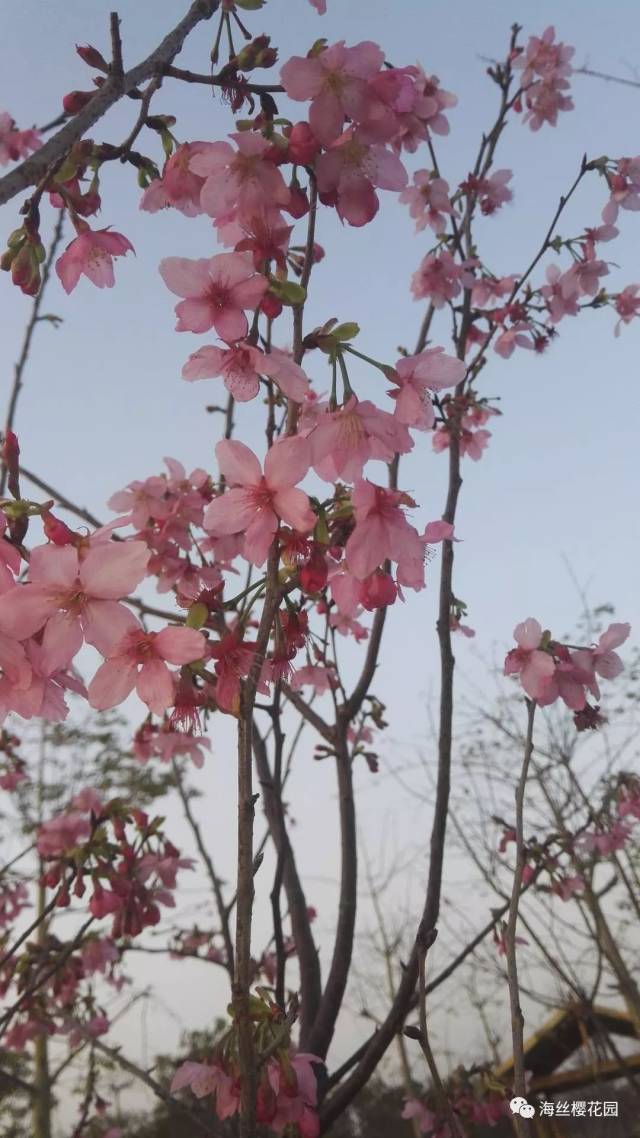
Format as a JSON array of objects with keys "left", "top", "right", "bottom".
[{"left": 0, "top": 211, "right": 65, "bottom": 496}]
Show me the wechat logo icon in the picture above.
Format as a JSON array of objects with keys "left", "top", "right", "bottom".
[{"left": 510, "top": 1096, "right": 535, "bottom": 1118}]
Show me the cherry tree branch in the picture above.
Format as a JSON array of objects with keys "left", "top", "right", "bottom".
[
  {"left": 0, "top": 0, "right": 220, "bottom": 208},
  {"left": 503, "top": 698, "right": 536, "bottom": 1137}
]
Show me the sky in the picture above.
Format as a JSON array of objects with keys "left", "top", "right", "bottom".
[{"left": 2, "top": 0, "right": 640, "bottom": 1128}]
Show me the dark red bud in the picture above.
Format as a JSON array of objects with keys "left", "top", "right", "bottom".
[
  {"left": 75, "top": 43, "right": 109, "bottom": 72},
  {"left": 63, "top": 90, "right": 95, "bottom": 115}
]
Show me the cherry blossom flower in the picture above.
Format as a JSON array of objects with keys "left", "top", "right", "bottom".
[
  {"left": 203, "top": 438, "right": 315, "bottom": 566},
  {"left": 88, "top": 625, "right": 206, "bottom": 715},
  {"left": 37, "top": 811, "right": 91, "bottom": 858},
  {"left": 315, "top": 128, "right": 407, "bottom": 226},
  {"left": 432, "top": 425, "right": 491, "bottom": 461},
  {"left": 0, "top": 541, "right": 149, "bottom": 675},
  {"left": 159, "top": 252, "right": 267, "bottom": 340},
  {"left": 388, "top": 347, "right": 465, "bottom": 429},
  {"left": 290, "top": 664, "right": 337, "bottom": 695},
  {"left": 55, "top": 226, "right": 134, "bottom": 293},
  {"left": 346, "top": 479, "right": 425, "bottom": 588},
  {"left": 190, "top": 132, "right": 290, "bottom": 220},
  {"left": 411, "top": 250, "right": 475, "bottom": 307},
  {"left": 462, "top": 168, "right": 513, "bottom": 215},
  {"left": 504, "top": 618, "right": 555, "bottom": 701},
  {"left": 392, "top": 67, "right": 457, "bottom": 151},
  {"left": 140, "top": 142, "right": 211, "bottom": 216},
  {"left": 571, "top": 622, "right": 630, "bottom": 696},
  {"left": 537, "top": 264, "right": 578, "bottom": 323},
  {"left": 602, "top": 157, "right": 640, "bottom": 224},
  {"left": 182, "top": 341, "right": 309, "bottom": 402},
  {"left": 514, "top": 26, "right": 574, "bottom": 131},
  {"left": 171, "top": 1059, "right": 240, "bottom": 1118},
  {"left": 308, "top": 395, "right": 413, "bottom": 480},
  {"left": 614, "top": 284, "right": 640, "bottom": 334},
  {"left": 399, "top": 170, "right": 452, "bottom": 232},
  {"left": 280, "top": 40, "right": 385, "bottom": 146},
  {"left": 0, "top": 112, "right": 40, "bottom": 165}
]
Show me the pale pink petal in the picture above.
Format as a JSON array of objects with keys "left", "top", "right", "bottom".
[
  {"left": 599, "top": 622, "right": 630, "bottom": 652},
  {"left": 213, "top": 306, "right": 249, "bottom": 342},
  {"left": 175, "top": 298, "right": 216, "bottom": 333},
  {"left": 514, "top": 618, "right": 543, "bottom": 652},
  {"left": 79, "top": 541, "right": 149, "bottom": 599},
  {"left": 82, "top": 600, "right": 140, "bottom": 657},
  {"left": 154, "top": 627, "right": 206, "bottom": 664},
  {"left": 215, "top": 439, "right": 262, "bottom": 486},
  {"left": 203, "top": 489, "right": 258, "bottom": 536},
  {"left": 244, "top": 509, "right": 278, "bottom": 566},
  {"left": 40, "top": 612, "right": 83, "bottom": 675},
  {"left": 88, "top": 659, "right": 138, "bottom": 710},
  {"left": 136, "top": 659, "right": 174, "bottom": 715},
  {"left": 264, "top": 436, "right": 310, "bottom": 489},
  {"left": 182, "top": 346, "right": 225, "bottom": 381},
  {"left": 273, "top": 487, "right": 315, "bottom": 532},
  {"left": 0, "top": 585, "right": 58, "bottom": 640},
  {"left": 159, "top": 257, "right": 211, "bottom": 298},
  {"left": 29, "top": 544, "right": 79, "bottom": 587}
]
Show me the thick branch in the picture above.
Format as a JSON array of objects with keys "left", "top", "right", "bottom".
[{"left": 252, "top": 721, "right": 322, "bottom": 1046}]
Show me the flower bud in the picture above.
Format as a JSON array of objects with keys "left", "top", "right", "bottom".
[
  {"left": 62, "top": 90, "right": 95, "bottom": 115},
  {"left": 287, "top": 121, "right": 321, "bottom": 166},
  {"left": 75, "top": 43, "right": 109, "bottom": 72}
]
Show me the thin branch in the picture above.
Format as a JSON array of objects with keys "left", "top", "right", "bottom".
[
  {"left": 503, "top": 698, "right": 536, "bottom": 1136},
  {"left": 1, "top": 211, "right": 65, "bottom": 496}
]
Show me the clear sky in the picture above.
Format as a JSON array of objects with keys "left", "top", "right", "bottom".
[{"left": 2, "top": 0, "right": 640, "bottom": 1125}]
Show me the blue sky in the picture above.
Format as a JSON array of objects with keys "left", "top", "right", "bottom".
[{"left": 2, "top": 0, "right": 640, "bottom": 1120}]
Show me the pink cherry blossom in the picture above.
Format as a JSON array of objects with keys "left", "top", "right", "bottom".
[
  {"left": 88, "top": 625, "right": 206, "bottom": 715},
  {"left": 203, "top": 438, "right": 315, "bottom": 567},
  {"left": 468, "top": 168, "right": 513, "bottom": 215},
  {"left": 392, "top": 67, "right": 457, "bottom": 152},
  {"left": 614, "top": 285, "right": 640, "bottom": 335},
  {"left": 571, "top": 622, "right": 630, "bottom": 696},
  {"left": 399, "top": 170, "right": 452, "bottom": 232},
  {"left": 504, "top": 618, "right": 555, "bottom": 701},
  {"left": 602, "top": 157, "right": 640, "bottom": 224},
  {"left": 280, "top": 40, "right": 385, "bottom": 147},
  {"left": 290, "top": 664, "right": 337, "bottom": 695},
  {"left": 514, "top": 26, "right": 574, "bottom": 132},
  {"left": 308, "top": 395, "right": 413, "bottom": 481},
  {"left": 0, "top": 541, "right": 149, "bottom": 675},
  {"left": 182, "top": 341, "right": 309, "bottom": 403},
  {"left": 432, "top": 425, "right": 491, "bottom": 461},
  {"left": 37, "top": 810, "right": 91, "bottom": 858},
  {"left": 346, "top": 479, "right": 425, "bottom": 588},
  {"left": 55, "top": 226, "right": 134, "bottom": 294},
  {"left": 315, "top": 128, "right": 407, "bottom": 226},
  {"left": 190, "top": 133, "right": 290, "bottom": 220},
  {"left": 424, "top": 520, "right": 455, "bottom": 543},
  {"left": 159, "top": 252, "right": 267, "bottom": 340},
  {"left": 140, "top": 142, "right": 210, "bottom": 216},
  {"left": 494, "top": 321, "right": 534, "bottom": 358},
  {"left": 402, "top": 1098, "right": 438, "bottom": 1135},
  {"left": 553, "top": 874, "right": 585, "bottom": 901},
  {"left": 537, "top": 264, "right": 578, "bottom": 323},
  {"left": 411, "top": 250, "right": 476, "bottom": 308},
  {"left": 388, "top": 348, "right": 465, "bottom": 429},
  {"left": 0, "top": 112, "right": 41, "bottom": 165}
]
